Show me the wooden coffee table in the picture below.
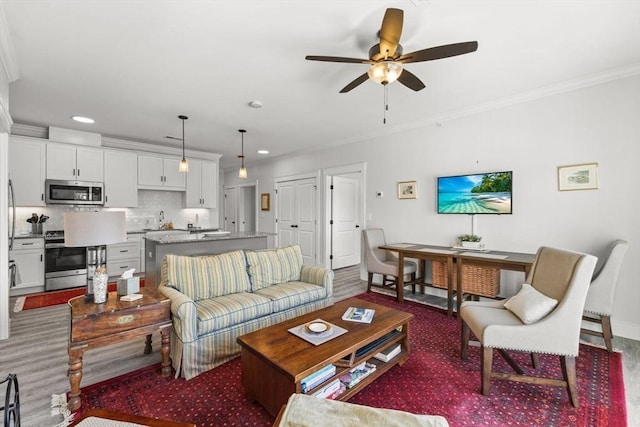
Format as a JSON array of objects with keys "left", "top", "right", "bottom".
[{"left": 237, "top": 297, "right": 413, "bottom": 416}]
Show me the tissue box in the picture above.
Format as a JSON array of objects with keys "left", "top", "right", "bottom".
[{"left": 117, "top": 277, "right": 140, "bottom": 296}]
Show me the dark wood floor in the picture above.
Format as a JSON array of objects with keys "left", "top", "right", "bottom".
[{"left": 1, "top": 266, "right": 637, "bottom": 426}]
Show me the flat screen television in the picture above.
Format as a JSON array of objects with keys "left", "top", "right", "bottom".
[{"left": 437, "top": 171, "right": 512, "bottom": 214}]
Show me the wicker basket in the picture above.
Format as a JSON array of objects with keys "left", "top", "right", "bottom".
[{"left": 431, "top": 261, "right": 500, "bottom": 298}]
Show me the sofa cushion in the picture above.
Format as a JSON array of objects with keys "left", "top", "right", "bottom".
[
  {"left": 165, "top": 251, "right": 251, "bottom": 301},
  {"left": 195, "top": 292, "right": 273, "bottom": 335},
  {"left": 254, "top": 281, "right": 327, "bottom": 312},
  {"left": 245, "top": 245, "right": 304, "bottom": 291}
]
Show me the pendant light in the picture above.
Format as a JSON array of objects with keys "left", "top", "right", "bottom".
[
  {"left": 178, "top": 115, "right": 189, "bottom": 172},
  {"left": 238, "top": 129, "right": 248, "bottom": 179}
]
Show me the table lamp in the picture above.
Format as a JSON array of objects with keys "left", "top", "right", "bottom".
[{"left": 64, "top": 211, "right": 127, "bottom": 300}]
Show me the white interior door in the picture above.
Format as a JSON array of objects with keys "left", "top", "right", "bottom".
[
  {"left": 276, "top": 177, "right": 317, "bottom": 265},
  {"left": 224, "top": 187, "right": 238, "bottom": 232},
  {"left": 331, "top": 176, "right": 361, "bottom": 269},
  {"left": 239, "top": 186, "right": 256, "bottom": 232},
  {"left": 276, "top": 181, "right": 295, "bottom": 246},
  {"left": 296, "top": 178, "right": 316, "bottom": 265}
]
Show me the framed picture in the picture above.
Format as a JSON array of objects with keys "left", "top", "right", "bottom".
[
  {"left": 558, "top": 163, "right": 599, "bottom": 191},
  {"left": 397, "top": 181, "right": 417, "bottom": 199},
  {"left": 261, "top": 193, "right": 270, "bottom": 210}
]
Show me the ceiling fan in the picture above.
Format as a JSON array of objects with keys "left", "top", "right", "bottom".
[{"left": 305, "top": 8, "right": 478, "bottom": 93}]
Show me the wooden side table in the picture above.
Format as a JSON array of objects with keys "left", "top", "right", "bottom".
[{"left": 68, "top": 288, "right": 172, "bottom": 412}]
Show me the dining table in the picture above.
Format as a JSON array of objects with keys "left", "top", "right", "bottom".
[{"left": 378, "top": 243, "right": 536, "bottom": 317}]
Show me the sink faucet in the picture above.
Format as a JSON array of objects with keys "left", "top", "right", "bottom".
[{"left": 159, "top": 210, "right": 165, "bottom": 225}]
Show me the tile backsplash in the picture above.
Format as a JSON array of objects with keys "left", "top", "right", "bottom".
[{"left": 13, "top": 190, "right": 218, "bottom": 235}]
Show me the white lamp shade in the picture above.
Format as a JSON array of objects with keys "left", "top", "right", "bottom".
[{"left": 64, "top": 211, "right": 127, "bottom": 247}]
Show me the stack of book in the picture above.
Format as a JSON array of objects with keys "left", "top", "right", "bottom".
[
  {"left": 342, "top": 307, "right": 375, "bottom": 323},
  {"left": 301, "top": 364, "right": 336, "bottom": 393},
  {"left": 312, "top": 378, "right": 345, "bottom": 400},
  {"left": 373, "top": 343, "right": 401, "bottom": 362},
  {"left": 338, "top": 361, "right": 376, "bottom": 389}
]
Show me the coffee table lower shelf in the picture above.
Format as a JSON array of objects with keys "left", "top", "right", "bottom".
[{"left": 237, "top": 298, "right": 413, "bottom": 416}]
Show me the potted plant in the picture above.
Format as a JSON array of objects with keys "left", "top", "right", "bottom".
[{"left": 457, "top": 234, "right": 484, "bottom": 250}]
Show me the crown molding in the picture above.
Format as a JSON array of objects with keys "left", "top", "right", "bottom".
[
  {"left": 11, "top": 123, "right": 222, "bottom": 161},
  {"left": 322, "top": 64, "right": 640, "bottom": 149},
  {"left": 10, "top": 123, "right": 47, "bottom": 138},
  {"left": 102, "top": 136, "right": 222, "bottom": 161},
  {"left": 420, "top": 64, "right": 640, "bottom": 127},
  {"left": 0, "top": 3, "right": 20, "bottom": 82},
  {"left": 0, "top": 97, "right": 12, "bottom": 133}
]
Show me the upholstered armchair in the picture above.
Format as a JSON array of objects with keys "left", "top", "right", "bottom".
[
  {"left": 460, "top": 246, "right": 597, "bottom": 407},
  {"left": 362, "top": 228, "right": 417, "bottom": 302},
  {"left": 582, "top": 240, "right": 628, "bottom": 352}
]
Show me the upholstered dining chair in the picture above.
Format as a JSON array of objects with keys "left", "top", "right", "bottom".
[
  {"left": 362, "top": 228, "right": 417, "bottom": 302},
  {"left": 581, "top": 240, "right": 628, "bottom": 352},
  {"left": 460, "top": 246, "right": 597, "bottom": 407}
]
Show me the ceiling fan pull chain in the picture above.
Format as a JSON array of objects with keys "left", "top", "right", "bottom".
[{"left": 383, "top": 83, "right": 389, "bottom": 124}]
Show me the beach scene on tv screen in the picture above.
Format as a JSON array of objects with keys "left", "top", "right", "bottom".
[{"left": 438, "top": 172, "right": 512, "bottom": 214}]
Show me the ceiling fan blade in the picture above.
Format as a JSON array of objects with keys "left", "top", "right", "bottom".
[
  {"left": 379, "top": 8, "right": 403, "bottom": 58},
  {"left": 397, "top": 69, "right": 426, "bottom": 91},
  {"left": 339, "top": 73, "right": 370, "bottom": 93},
  {"left": 398, "top": 41, "right": 478, "bottom": 64},
  {"left": 305, "top": 55, "right": 371, "bottom": 64}
]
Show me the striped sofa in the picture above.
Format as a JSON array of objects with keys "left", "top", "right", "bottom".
[{"left": 158, "top": 244, "right": 334, "bottom": 380}]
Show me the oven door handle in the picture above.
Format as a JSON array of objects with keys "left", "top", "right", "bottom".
[{"left": 45, "top": 243, "right": 67, "bottom": 249}]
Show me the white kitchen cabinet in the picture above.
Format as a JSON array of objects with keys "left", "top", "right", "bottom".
[
  {"left": 9, "top": 238, "right": 45, "bottom": 292},
  {"left": 9, "top": 136, "right": 46, "bottom": 206},
  {"left": 185, "top": 159, "right": 217, "bottom": 208},
  {"left": 104, "top": 149, "right": 138, "bottom": 207},
  {"left": 46, "top": 142, "right": 104, "bottom": 182},
  {"left": 137, "top": 154, "right": 186, "bottom": 191},
  {"left": 106, "top": 235, "right": 141, "bottom": 277}
]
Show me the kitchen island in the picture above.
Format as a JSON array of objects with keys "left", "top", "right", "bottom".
[{"left": 144, "top": 231, "right": 273, "bottom": 289}]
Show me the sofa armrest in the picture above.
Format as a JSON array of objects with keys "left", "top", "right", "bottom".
[
  {"left": 300, "top": 265, "right": 334, "bottom": 297},
  {"left": 158, "top": 285, "right": 198, "bottom": 343}
]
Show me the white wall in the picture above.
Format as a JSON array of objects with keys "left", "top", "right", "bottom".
[{"left": 225, "top": 75, "right": 640, "bottom": 340}]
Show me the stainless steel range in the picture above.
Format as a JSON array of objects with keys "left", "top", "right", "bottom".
[{"left": 44, "top": 230, "right": 106, "bottom": 291}]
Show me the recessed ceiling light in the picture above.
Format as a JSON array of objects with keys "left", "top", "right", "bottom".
[
  {"left": 72, "top": 115, "right": 95, "bottom": 124},
  {"left": 248, "top": 100, "right": 263, "bottom": 109},
  {"left": 257, "top": 149, "right": 269, "bottom": 155}
]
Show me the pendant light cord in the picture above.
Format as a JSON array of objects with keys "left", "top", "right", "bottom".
[{"left": 182, "top": 118, "right": 186, "bottom": 159}]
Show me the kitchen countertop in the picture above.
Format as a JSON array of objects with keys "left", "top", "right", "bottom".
[
  {"left": 144, "top": 231, "right": 273, "bottom": 244},
  {"left": 127, "top": 227, "right": 222, "bottom": 234},
  {"left": 14, "top": 234, "right": 44, "bottom": 239}
]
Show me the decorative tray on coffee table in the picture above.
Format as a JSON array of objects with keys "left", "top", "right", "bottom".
[{"left": 288, "top": 319, "right": 347, "bottom": 346}]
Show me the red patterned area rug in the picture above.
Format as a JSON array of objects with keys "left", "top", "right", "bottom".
[
  {"left": 15, "top": 280, "right": 145, "bottom": 311},
  {"left": 71, "top": 292, "right": 627, "bottom": 427}
]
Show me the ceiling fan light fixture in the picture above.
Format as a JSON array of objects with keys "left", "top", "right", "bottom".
[
  {"left": 368, "top": 61, "right": 403, "bottom": 85},
  {"left": 178, "top": 115, "right": 189, "bottom": 172}
]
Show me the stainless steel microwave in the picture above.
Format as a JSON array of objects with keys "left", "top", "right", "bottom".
[{"left": 45, "top": 180, "right": 104, "bottom": 205}]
